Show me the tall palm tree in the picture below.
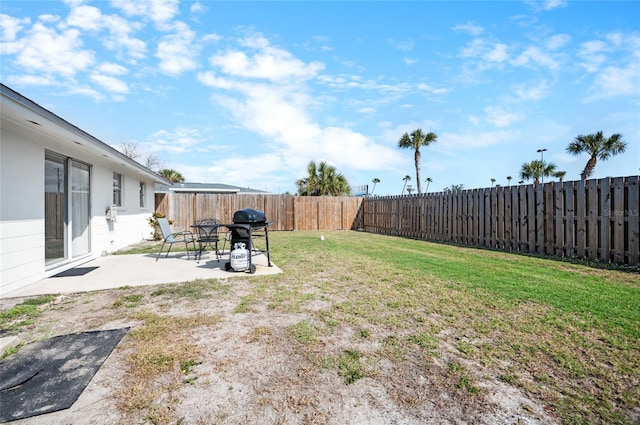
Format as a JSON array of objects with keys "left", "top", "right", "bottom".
[
  {"left": 370, "top": 178, "right": 380, "bottom": 196},
  {"left": 490, "top": 178, "right": 496, "bottom": 188},
  {"left": 425, "top": 177, "right": 433, "bottom": 193},
  {"left": 519, "top": 160, "right": 557, "bottom": 186},
  {"left": 296, "top": 161, "right": 350, "bottom": 196},
  {"left": 566, "top": 131, "right": 627, "bottom": 180},
  {"left": 159, "top": 168, "right": 185, "bottom": 183},
  {"left": 401, "top": 175, "right": 411, "bottom": 195},
  {"left": 398, "top": 129, "right": 438, "bottom": 194}
]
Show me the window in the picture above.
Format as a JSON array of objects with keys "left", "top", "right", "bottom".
[
  {"left": 113, "top": 172, "right": 122, "bottom": 206},
  {"left": 139, "top": 182, "right": 146, "bottom": 208}
]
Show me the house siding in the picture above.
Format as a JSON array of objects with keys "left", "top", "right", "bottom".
[{"left": 1, "top": 89, "right": 162, "bottom": 296}]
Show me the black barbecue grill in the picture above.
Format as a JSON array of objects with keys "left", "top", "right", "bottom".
[{"left": 223, "top": 208, "right": 272, "bottom": 273}]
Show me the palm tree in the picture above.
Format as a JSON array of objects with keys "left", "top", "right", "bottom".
[
  {"left": 401, "top": 175, "right": 411, "bottom": 194},
  {"left": 159, "top": 168, "right": 185, "bottom": 183},
  {"left": 443, "top": 184, "right": 464, "bottom": 193},
  {"left": 554, "top": 170, "right": 567, "bottom": 183},
  {"left": 398, "top": 129, "right": 438, "bottom": 194},
  {"left": 296, "top": 160, "right": 350, "bottom": 196},
  {"left": 425, "top": 177, "right": 433, "bottom": 193},
  {"left": 370, "top": 178, "right": 380, "bottom": 196},
  {"left": 566, "top": 131, "right": 627, "bottom": 180},
  {"left": 518, "top": 180, "right": 525, "bottom": 185},
  {"left": 406, "top": 185, "right": 414, "bottom": 194},
  {"left": 490, "top": 178, "right": 496, "bottom": 188},
  {"left": 519, "top": 160, "right": 557, "bottom": 186},
  {"left": 507, "top": 176, "right": 512, "bottom": 186}
]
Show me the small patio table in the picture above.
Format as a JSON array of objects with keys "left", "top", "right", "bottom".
[{"left": 190, "top": 222, "right": 222, "bottom": 262}]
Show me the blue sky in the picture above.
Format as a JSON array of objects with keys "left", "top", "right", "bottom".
[{"left": 1, "top": 0, "right": 638, "bottom": 195}]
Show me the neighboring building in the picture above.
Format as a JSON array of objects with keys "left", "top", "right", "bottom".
[
  {"left": 0, "top": 84, "right": 169, "bottom": 296},
  {"left": 155, "top": 182, "right": 270, "bottom": 194}
]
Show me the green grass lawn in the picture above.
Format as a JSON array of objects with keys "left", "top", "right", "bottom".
[
  {"left": 263, "top": 231, "right": 640, "bottom": 424},
  {"left": 116, "top": 230, "right": 640, "bottom": 423}
]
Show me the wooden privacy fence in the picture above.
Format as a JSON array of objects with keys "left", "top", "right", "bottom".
[
  {"left": 361, "top": 176, "right": 639, "bottom": 266},
  {"left": 155, "top": 193, "right": 363, "bottom": 232}
]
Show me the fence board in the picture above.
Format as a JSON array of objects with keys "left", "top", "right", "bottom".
[
  {"left": 586, "top": 179, "right": 598, "bottom": 260},
  {"left": 600, "top": 178, "right": 611, "bottom": 262},
  {"left": 511, "top": 187, "right": 519, "bottom": 251},
  {"left": 518, "top": 185, "right": 527, "bottom": 251},
  {"left": 554, "top": 183, "right": 564, "bottom": 257},
  {"left": 628, "top": 176, "right": 639, "bottom": 264},
  {"left": 575, "top": 179, "right": 586, "bottom": 258},
  {"left": 536, "top": 184, "right": 544, "bottom": 254},
  {"left": 564, "top": 182, "right": 575, "bottom": 258},
  {"left": 612, "top": 177, "right": 625, "bottom": 264}
]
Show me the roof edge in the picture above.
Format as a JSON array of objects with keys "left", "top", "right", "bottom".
[{"left": 1, "top": 83, "right": 170, "bottom": 185}]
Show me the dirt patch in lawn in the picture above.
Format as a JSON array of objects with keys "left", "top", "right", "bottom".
[{"left": 0, "top": 276, "right": 559, "bottom": 425}]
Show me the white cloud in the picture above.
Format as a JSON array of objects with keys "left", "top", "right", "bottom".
[
  {"left": 156, "top": 21, "right": 199, "bottom": 75},
  {"left": 541, "top": 0, "right": 567, "bottom": 10},
  {"left": 0, "top": 13, "right": 30, "bottom": 42},
  {"left": 525, "top": 0, "right": 567, "bottom": 11},
  {"left": 199, "top": 34, "right": 405, "bottom": 175},
  {"left": 98, "top": 62, "right": 128, "bottom": 75},
  {"left": 190, "top": 2, "right": 208, "bottom": 15},
  {"left": 578, "top": 40, "right": 608, "bottom": 72},
  {"left": 64, "top": 3, "right": 146, "bottom": 60},
  {"left": 209, "top": 35, "right": 324, "bottom": 82},
  {"left": 484, "top": 106, "right": 522, "bottom": 127},
  {"left": 485, "top": 43, "right": 509, "bottom": 62},
  {"left": 588, "top": 64, "right": 640, "bottom": 100},
  {"left": 452, "top": 22, "right": 484, "bottom": 36},
  {"left": 416, "top": 83, "right": 448, "bottom": 95},
  {"left": 111, "top": 0, "right": 179, "bottom": 30},
  {"left": 403, "top": 57, "right": 417, "bottom": 65},
  {"left": 15, "top": 22, "right": 94, "bottom": 77},
  {"left": 209, "top": 34, "right": 324, "bottom": 82},
  {"left": 580, "top": 32, "right": 640, "bottom": 100},
  {"left": 66, "top": 4, "right": 103, "bottom": 31},
  {"left": 460, "top": 38, "right": 509, "bottom": 65},
  {"left": 546, "top": 34, "right": 570, "bottom": 50},
  {"left": 513, "top": 80, "right": 549, "bottom": 101},
  {"left": 512, "top": 46, "right": 559, "bottom": 70},
  {"left": 101, "top": 15, "right": 147, "bottom": 59},
  {"left": 150, "top": 127, "right": 206, "bottom": 154},
  {"left": 90, "top": 73, "right": 129, "bottom": 93},
  {"left": 388, "top": 38, "right": 414, "bottom": 51}
]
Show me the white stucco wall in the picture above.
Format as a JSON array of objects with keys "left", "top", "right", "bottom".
[
  {"left": 1, "top": 108, "right": 159, "bottom": 296},
  {"left": 0, "top": 128, "right": 46, "bottom": 294}
]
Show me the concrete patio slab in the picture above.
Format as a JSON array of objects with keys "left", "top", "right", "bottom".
[{"left": 1, "top": 250, "right": 280, "bottom": 299}]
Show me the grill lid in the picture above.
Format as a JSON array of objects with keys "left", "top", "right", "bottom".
[{"left": 232, "top": 208, "right": 266, "bottom": 224}]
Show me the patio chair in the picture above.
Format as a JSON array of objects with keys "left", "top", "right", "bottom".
[
  {"left": 156, "top": 217, "right": 196, "bottom": 261},
  {"left": 194, "top": 218, "right": 221, "bottom": 261}
]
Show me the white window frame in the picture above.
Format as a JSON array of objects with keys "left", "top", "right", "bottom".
[
  {"left": 113, "top": 172, "right": 123, "bottom": 206},
  {"left": 139, "top": 181, "right": 146, "bottom": 208}
]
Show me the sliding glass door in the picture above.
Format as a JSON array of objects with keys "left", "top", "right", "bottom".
[
  {"left": 45, "top": 152, "right": 91, "bottom": 266},
  {"left": 45, "top": 152, "right": 67, "bottom": 265}
]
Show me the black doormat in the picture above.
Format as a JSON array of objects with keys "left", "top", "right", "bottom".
[
  {"left": 0, "top": 328, "right": 129, "bottom": 422},
  {"left": 52, "top": 266, "right": 99, "bottom": 277}
]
